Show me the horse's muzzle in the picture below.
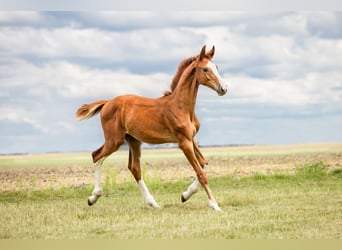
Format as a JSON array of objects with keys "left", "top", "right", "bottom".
[{"left": 217, "top": 84, "right": 228, "bottom": 96}]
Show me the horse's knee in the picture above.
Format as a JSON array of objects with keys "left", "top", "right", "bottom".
[
  {"left": 199, "top": 158, "right": 209, "bottom": 167},
  {"left": 197, "top": 171, "right": 208, "bottom": 186}
]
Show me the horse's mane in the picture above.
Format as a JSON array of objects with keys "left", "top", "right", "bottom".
[{"left": 163, "top": 56, "right": 196, "bottom": 96}]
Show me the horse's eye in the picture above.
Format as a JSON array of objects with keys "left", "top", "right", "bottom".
[{"left": 202, "top": 68, "right": 208, "bottom": 73}]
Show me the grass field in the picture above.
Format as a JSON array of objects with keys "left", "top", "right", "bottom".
[{"left": 0, "top": 143, "right": 341, "bottom": 239}]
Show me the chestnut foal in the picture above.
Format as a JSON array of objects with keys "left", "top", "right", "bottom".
[{"left": 76, "top": 45, "right": 228, "bottom": 211}]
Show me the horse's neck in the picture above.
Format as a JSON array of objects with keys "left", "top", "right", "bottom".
[{"left": 171, "top": 70, "right": 199, "bottom": 119}]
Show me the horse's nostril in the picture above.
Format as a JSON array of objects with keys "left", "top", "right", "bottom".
[{"left": 217, "top": 85, "right": 228, "bottom": 96}]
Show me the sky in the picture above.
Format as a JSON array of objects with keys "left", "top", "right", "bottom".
[{"left": 0, "top": 11, "right": 341, "bottom": 154}]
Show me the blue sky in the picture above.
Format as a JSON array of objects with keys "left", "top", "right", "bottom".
[{"left": 0, "top": 11, "right": 341, "bottom": 153}]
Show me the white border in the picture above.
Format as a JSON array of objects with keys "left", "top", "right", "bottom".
[{"left": 0, "top": 0, "right": 341, "bottom": 11}]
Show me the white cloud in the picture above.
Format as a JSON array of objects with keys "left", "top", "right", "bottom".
[
  {"left": 56, "top": 121, "right": 75, "bottom": 132},
  {"left": 1, "top": 60, "right": 172, "bottom": 98},
  {"left": 2, "top": 12, "right": 341, "bottom": 77},
  {"left": 1, "top": 11, "right": 341, "bottom": 153},
  {"left": 0, "top": 25, "right": 202, "bottom": 62},
  {"left": 0, "top": 26, "right": 118, "bottom": 58},
  {"left": 0, "top": 107, "right": 49, "bottom": 133},
  {"left": 222, "top": 71, "right": 342, "bottom": 107}
]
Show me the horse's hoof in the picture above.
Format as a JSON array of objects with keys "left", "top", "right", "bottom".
[
  {"left": 147, "top": 200, "right": 161, "bottom": 209},
  {"left": 181, "top": 194, "right": 187, "bottom": 203},
  {"left": 88, "top": 198, "right": 94, "bottom": 206},
  {"left": 149, "top": 203, "right": 161, "bottom": 209},
  {"left": 87, "top": 194, "right": 100, "bottom": 206},
  {"left": 208, "top": 200, "right": 221, "bottom": 211}
]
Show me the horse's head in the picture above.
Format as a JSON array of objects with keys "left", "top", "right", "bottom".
[{"left": 196, "top": 45, "right": 228, "bottom": 96}]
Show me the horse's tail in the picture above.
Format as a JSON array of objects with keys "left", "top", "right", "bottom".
[{"left": 75, "top": 100, "right": 108, "bottom": 120}]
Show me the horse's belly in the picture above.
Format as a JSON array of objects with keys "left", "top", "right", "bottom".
[{"left": 128, "top": 128, "right": 177, "bottom": 144}]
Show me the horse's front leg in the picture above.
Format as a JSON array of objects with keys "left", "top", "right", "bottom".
[
  {"left": 178, "top": 139, "right": 221, "bottom": 211},
  {"left": 126, "top": 134, "right": 160, "bottom": 208},
  {"left": 181, "top": 141, "right": 208, "bottom": 203},
  {"left": 193, "top": 140, "right": 208, "bottom": 166}
]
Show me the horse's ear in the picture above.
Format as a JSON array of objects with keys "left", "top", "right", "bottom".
[
  {"left": 199, "top": 45, "right": 206, "bottom": 60},
  {"left": 207, "top": 46, "right": 215, "bottom": 59}
]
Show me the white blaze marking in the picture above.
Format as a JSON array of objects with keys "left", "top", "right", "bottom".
[{"left": 207, "top": 61, "right": 226, "bottom": 87}]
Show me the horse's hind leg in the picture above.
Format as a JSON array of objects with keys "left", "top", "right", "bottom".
[
  {"left": 87, "top": 150, "right": 106, "bottom": 206},
  {"left": 88, "top": 136, "right": 124, "bottom": 206},
  {"left": 126, "top": 134, "right": 160, "bottom": 208}
]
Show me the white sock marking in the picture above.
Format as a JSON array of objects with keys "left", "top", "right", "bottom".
[
  {"left": 138, "top": 179, "right": 160, "bottom": 208},
  {"left": 209, "top": 200, "right": 221, "bottom": 211},
  {"left": 182, "top": 178, "right": 200, "bottom": 201}
]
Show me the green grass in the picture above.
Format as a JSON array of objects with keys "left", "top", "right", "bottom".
[
  {"left": 1, "top": 144, "right": 341, "bottom": 239},
  {"left": 0, "top": 165, "right": 341, "bottom": 239}
]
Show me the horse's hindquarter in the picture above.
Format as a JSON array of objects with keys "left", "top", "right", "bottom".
[{"left": 119, "top": 95, "right": 178, "bottom": 144}]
